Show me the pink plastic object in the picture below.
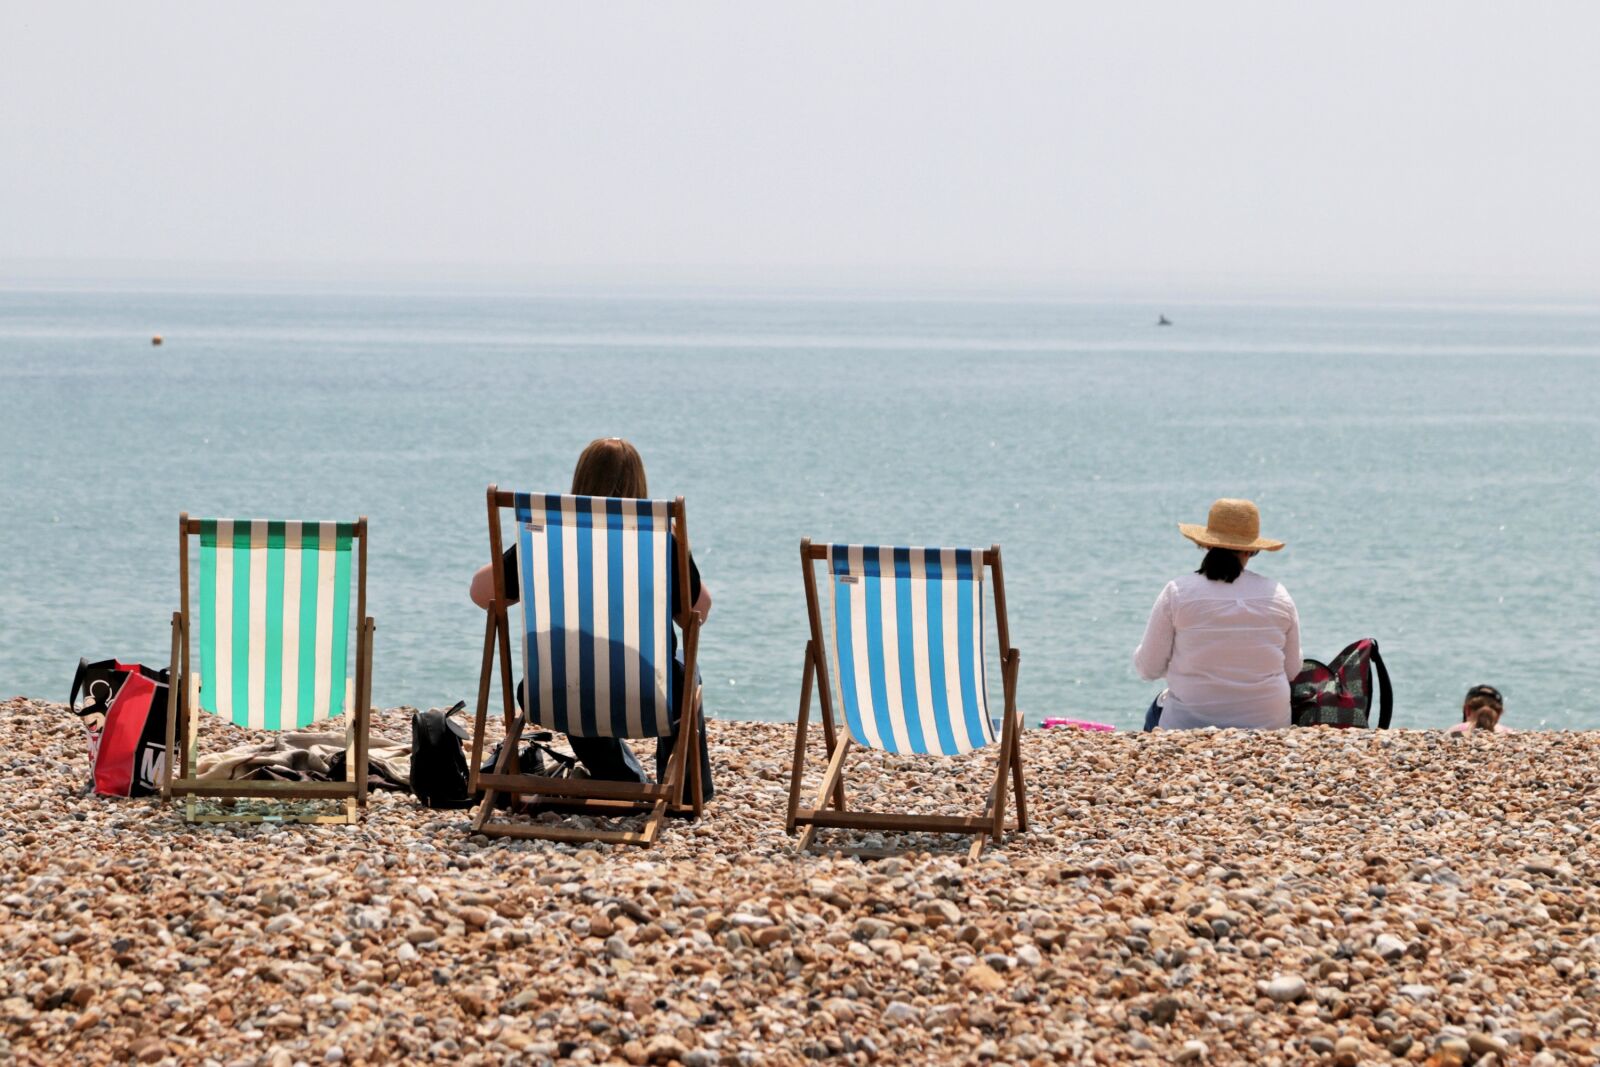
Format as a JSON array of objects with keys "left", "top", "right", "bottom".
[{"left": 1042, "top": 717, "right": 1116, "bottom": 732}]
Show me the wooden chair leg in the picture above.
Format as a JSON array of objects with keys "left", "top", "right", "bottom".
[
  {"left": 797, "top": 736, "right": 851, "bottom": 854},
  {"left": 639, "top": 797, "right": 669, "bottom": 845},
  {"left": 966, "top": 832, "right": 990, "bottom": 864},
  {"left": 1010, "top": 712, "right": 1029, "bottom": 832},
  {"left": 164, "top": 614, "right": 181, "bottom": 801},
  {"left": 184, "top": 675, "right": 200, "bottom": 783},
  {"left": 786, "top": 644, "right": 815, "bottom": 834},
  {"left": 687, "top": 687, "right": 705, "bottom": 816},
  {"left": 469, "top": 609, "right": 498, "bottom": 794},
  {"left": 472, "top": 707, "right": 528, "bottom": 832},
  {"left": 355, "top": 618, "right": 374, "bottom": 808}
]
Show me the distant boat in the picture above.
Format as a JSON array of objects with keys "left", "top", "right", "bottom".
[{"left": 1156, "top": 315, "right": 1172, "bottom": 326}]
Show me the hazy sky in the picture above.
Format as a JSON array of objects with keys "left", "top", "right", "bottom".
[{"left": 3, "top": 2, "right": 1598, "bottom": 291}]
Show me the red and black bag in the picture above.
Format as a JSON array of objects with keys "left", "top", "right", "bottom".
[
  {"left": 69, "top": 659, "right": 173, "bottom": 797},
  {"left": 1291, "top": 638, "right": 1393, "bottom": 729}
]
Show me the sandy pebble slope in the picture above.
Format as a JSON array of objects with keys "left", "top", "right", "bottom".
[{"left": 2, "top": 697, "right": 1598, "bottom": 1066}]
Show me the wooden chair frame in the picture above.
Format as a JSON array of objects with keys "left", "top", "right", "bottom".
[
  {"left": 468, "top": 486, "right": 704, "bottom": 847},
  {"left": 162, "top": 513, "right": 374, "bottom": 824},
  {"left": 786, "top": 540, "right": 1028, "bottom": 861}
]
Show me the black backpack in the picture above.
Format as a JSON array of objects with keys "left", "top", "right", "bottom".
[
  {"left": 410, "top": 703, "right": 578, "bottom": 809},
  {"left": 411, "top": 702, "right": 475, "bottom": 808}
]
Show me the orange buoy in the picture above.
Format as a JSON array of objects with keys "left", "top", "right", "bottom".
[{"left": 151, "top": 335, "right": 163, "bottom": 346}]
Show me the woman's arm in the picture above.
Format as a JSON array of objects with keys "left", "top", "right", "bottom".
[
  {"left": 677, "top": 584, "right": 711, "bottom": 628},
  {"left": 469, "top": 564, "right": 497, "bottom": 610},
  {"left": 1132, "top": 583, "right": 1176, "bottom": 681}
]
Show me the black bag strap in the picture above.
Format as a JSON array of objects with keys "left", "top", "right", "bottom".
[{"left": 1369, "top": 641, "right": 1393, "bottom": 729}]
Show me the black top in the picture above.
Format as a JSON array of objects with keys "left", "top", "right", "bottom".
[{"left": 501, "top": 544, "right": 702, "bottom": 612}]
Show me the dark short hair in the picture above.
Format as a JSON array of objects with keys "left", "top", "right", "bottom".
[{"left": 1196, "top": 547, "right": 1245, "bottom": 583}]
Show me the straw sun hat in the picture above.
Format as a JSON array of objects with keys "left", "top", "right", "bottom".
[{"left": 1178, "top": 498, "right": 1284, "bottom": 553}]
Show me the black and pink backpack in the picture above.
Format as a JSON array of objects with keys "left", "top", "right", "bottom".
[{"left": 1291, "top": 639, "right": 1393, "bottom": 729}]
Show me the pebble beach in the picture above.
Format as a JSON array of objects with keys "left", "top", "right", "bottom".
[{"left": 3, "top": 697, "right": 1598, "bottom": 1066}]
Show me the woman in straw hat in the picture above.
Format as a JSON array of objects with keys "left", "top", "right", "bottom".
[{"left": 1133, "top": 499, "right": 1301, "bottom": 730}]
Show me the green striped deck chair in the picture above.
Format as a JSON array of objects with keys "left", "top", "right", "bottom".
[
  {"left": 164, "top": 514, "right": 375, "bottom": 824},
  {"left": 786, "top": 540, "right": 1028, "bottom": 861}
]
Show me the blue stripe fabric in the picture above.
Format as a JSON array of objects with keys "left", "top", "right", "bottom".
[
  {"left": 954, "top": 549, "right": 989, "bottom": 750},
  {"left": 861, "top": 555, "right": 895, "bottom": 753},
  {"left": 574, "top": 500, "right": 598, "bottom": 737},
  {"left": 833, "top": 568, "right": 868, "bottom": 748},
  {"left": 605, "top": 498, "right": 630, "bottom": 738},
  {"left": 825, "top": 543, "right": 997, "bottom": 756},
  {"left": 543, "top": 496, "right": 570, "bottom": 732},
  {"left": 516, "top": 509, "right": 539, "bottom": 718},
  {"left": 923, "top": 548, "right": 959, "bottom": 755},
  {"left": 637, "top": 503, "right": 658, "bottom": 734},
  {"left": 892, "top": 546, "right": 926, "bottom": 754},
  {"left": 512, "top": 493, "right": 676, "bottom": 738}
]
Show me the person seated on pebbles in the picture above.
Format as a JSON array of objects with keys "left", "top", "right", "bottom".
[
  {"left": 1133, "top": 498, "right": 1301, "bottom": 731},
  {"left": 1446, "top": 684, "right": 1513, "bottom": 734},
  {"left": 469, "top": 436, "right": 715, "bottom": 798}
]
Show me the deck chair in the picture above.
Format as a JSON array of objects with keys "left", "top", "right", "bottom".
[
  {"left": 469, "top": 487, "right": 704, "bottom": 846},
  {"left": 163, "top": 515, "right": 375, "bottom": 824},
  {"left": 786, "top": 541, "right": 1027, "bottom": 860}
]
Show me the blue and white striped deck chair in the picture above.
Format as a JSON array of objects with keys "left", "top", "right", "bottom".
[
  {"left": 787, "top": 541, "right": 1027, "bottom": 859},
  {"left": 469, "top": 487, "right": 704, "bottom": 847},
  {"left": 164, "top": 514, "right": 376, "bottom": 824}
]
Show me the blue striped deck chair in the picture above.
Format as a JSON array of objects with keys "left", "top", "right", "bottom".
[
  {"left": 469, "top": 486, "right": 704, "bottom": 847},
  {"left": 786, "top": 541, "right": 1027, "bottom": 860},
  {"left": 163, "top": 514, "right": 376, "bottom": 824}
]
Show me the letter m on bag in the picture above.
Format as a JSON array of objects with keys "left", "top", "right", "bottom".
[{"left": 139, "top": 745, "right": 167, "bottom": 791}]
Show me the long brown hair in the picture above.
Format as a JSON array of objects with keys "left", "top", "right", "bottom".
[{"left": 571, "top": 437, "right": 649, "bottom": 498}]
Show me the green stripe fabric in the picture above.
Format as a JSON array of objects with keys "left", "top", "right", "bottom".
[
  {"left": 297, "top": 523, "right": 321, "bottom": 726},
  {"left": 198, "top": 520, "right": 217, "bottom": 716},
  {"left": 230, "top": 522, "right": 252, "bottom": 722},
  {"left": 263, "top": 521, "right": 286, "bottom": 730},
  {"left": 326, "top": 526, "right": 353, "bottom": 729},
  {"left": 195, "top": 518, "right": 358, "bottom": 730}
]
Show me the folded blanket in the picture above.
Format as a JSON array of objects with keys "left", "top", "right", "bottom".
[{"left": 195, "top": 731, "right": 411, "bottom": 790}]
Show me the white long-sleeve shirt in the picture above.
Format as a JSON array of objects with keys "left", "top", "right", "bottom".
[{"left": 1133, "top": 569, "right": 1301, "bottom": 730}]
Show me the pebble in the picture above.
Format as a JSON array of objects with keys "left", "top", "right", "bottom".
[
  {"left": 4, "top": 700, "right": 1600, "bottom": 1066},
  {"left": 1264, "top": 975, "right": 1307, "bottom": 1003},
  {"left": 1374, "top": 933, "right": 1408, "bottom": 960}
]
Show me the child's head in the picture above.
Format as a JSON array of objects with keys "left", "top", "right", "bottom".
[
  {"left": 571, "top": 437, "right": 649, "bottom": 498},
  {"left": 1462, "top": 684, "right": 1504, "bottom": 730}
]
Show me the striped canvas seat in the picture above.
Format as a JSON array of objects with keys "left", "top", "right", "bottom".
[
  {"left": 788, "top": 537, "right": 1026, "bottom": 859},
  {"left": 196, "top": 519, "right": 356, "bottom": 729},
  {"left": 167, "top": 512, "right": 373, "bottom": 825},
  {"left": 512, "top": 493, "right": 678, "bottom": 738},
  {"left": 825, "top": 544, "right": 997, "bottom": 756}
]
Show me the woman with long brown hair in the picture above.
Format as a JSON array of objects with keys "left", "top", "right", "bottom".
[{"left": 470, "top": 437, "right": 714, "bottom": 795}]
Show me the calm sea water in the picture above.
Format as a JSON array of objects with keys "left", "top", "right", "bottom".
[{"left": 2, "top": 284, "right": 1596, "bottom": 731}]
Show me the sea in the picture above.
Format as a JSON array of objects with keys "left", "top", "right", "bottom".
[{"left": 2, "top": 282, "right": 1596, "bottom": 731}]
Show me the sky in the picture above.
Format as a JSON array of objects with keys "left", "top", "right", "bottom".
[{"left": 3, "top": 1, "right": 1599, "bottom": 293}]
